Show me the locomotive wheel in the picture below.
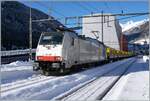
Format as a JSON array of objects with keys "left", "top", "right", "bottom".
[
  {"left": 59, "top": 64, "right": 66, "bottom": 74},
  {"left": 40, "top": 70, "right": 44, "bottom": 74},
  {"left": 44, "top": 71, "right": 50, "bottom": 76},
  {"left": 60, "top": 68, "right": 64, "bottom": 73},
  {"left": 41, "top": 70, "right": 50, "bottom": 76},
  {"left": 59, "top": 68, "right": 71, "bottom": 75},
  {"left": 39, "top": 69, "right": 48, "bottom": 76}
]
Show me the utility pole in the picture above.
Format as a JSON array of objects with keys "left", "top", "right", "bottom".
[
  {"left": 29, "top": 7, "right": 32, "bottom": 61},
  {"left": 101, "top": 10, "right": 104, "bottom": 43}
]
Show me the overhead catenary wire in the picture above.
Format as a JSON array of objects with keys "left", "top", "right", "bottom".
[
  {"left": 103, "top": 1, "right": 120, "bottom": 14},
  {"left": 104, "top": 2, "right": 109, "bottom": 9},
  {"left": 104, "top": 1, "right": 123, "bottom": 14},
  {"left": 34, "top": 2, "right": 66, "bottom": 18},
  {"left": 84, "top": 2, "right": 100, "bottom": 13},
  {"left": 104, "top": 1, "right": 111, "bottom": 13},
  {"left": 118, "top": 1, "right": 124, "bottom": 14},
  {"left": 69, "top": 2, "right": 89, "bottom": 15},
  {"left": 76, "top": 2, "right": 92, "bottom": 14},
  {"left": 80, "top": 2, "right": 100, "bottom": 14}
]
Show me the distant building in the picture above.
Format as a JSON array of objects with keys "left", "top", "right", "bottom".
[
  {"left": 120, "top": 34, "right": 128, "bottom": 51},
  {"left": 128, "top": 39, "right": 149, "bottom": 55},
  {"left": 82, "top": 13, "right": 127, "bottom": 50}
]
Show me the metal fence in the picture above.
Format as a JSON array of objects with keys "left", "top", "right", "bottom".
[{"left": 1, "top": 49, "right": 36, "bottom": 57}]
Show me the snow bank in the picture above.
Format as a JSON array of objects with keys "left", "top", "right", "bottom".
[
  {"left": 143, "top": 55, "right": 149, "bottom": 62},
  {"left": 1, "top": 61, "right": 33, "bottom": 72},
  {"left": 120, "top": 19, "right": 149, "bottom": 32},
  {"left": 1, "top": 61, "right": 38, "bottom": 84}
]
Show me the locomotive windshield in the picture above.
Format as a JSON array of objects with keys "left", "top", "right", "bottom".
[{"left": 39, "top": 32, "right": 63, "bottom": 45}]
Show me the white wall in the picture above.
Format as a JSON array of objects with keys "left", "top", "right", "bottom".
[{"left": 82, "top": 14, "right": 122, "bottom": 50}]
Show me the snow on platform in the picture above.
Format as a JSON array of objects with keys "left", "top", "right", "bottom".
[{"left": 103, "top": 56, "right": 149, "bottom": 100}]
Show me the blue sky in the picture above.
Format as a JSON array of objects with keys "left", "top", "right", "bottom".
[{"left": 20, "top": 1, "right": 149, "bottom": 27}]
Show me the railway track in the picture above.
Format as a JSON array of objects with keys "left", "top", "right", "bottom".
[
  {"left": 55, "top": 58, "right": 136, "bottom": 101},
  {"left": 1, "top": 74, "right": 44, "bottom": 87},
  {"left": 1, "top": 75, "right": 57, "bottom": 94}
]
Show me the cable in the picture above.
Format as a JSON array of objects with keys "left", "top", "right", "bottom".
[
  {"left": 34, "top": 2, "right": 66, "bottom": 18},
  {"left": 69, "top": 2, "right": 88, "bottom": 15},
  {"left": 118, "top": 1, "right": 124, "bottom": 14},
  {"left": 104, "top": 2, "right": 110, "bottom": 11},
  {"left": 83, "top": 2, "right": 99, "bottom": 13},
  {"left": 76, "top": 2, "right": 92, "bottom": 14}
]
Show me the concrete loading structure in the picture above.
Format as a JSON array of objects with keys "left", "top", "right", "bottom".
[{"left": 82, "top": 13, "right": 127, "bottom": 51}]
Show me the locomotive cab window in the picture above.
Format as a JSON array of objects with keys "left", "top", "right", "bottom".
[{"left": 39, "top": 32, "right": 63, "bottom": 45}]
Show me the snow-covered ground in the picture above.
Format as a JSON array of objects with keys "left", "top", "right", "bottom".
[
  {"left": 1, "top": 61, "right": 32, "bottom": 72},
  {"left": 1, "top": 58, "right": 133, "bottom": 100},
  {"left": 103, "top": 55, "right": 149, "bottom": 100},
  {"left": 0, "top": 56, "right": 149, "bottom": 100},
  {"left": 1, "top": 61, "right": 40, "bottom": 84}
]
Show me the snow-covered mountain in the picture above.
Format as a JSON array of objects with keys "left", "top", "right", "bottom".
[
  {"left": 120, "top": 19, "right": 149, "bottom": 44},
  {"left": 2, "top": 1, "right": 66, "bottom": 50},
  {"left": 120, "top": 19, "right": 149, "bottom": 33}
]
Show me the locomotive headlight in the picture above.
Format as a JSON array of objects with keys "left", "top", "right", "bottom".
[
  {"left": 45, "top": 46, "right": 51, "bottom": 49},
  {"left": 56, "top": 56, "right": 62, "bottom": 61}
]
